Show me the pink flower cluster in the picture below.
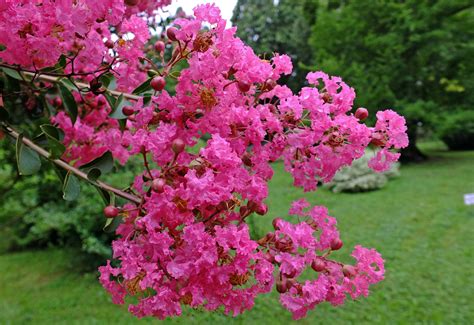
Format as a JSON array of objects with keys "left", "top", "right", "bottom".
[
  {"left": 270, "top": 199, "right": 385, "bottom": 319},
  {"left": 0, "top": 0, "right": 170, "bottom": 91},
  {"left": 95, "top": 4, "right": 402, "bottom": 319},
  {"left": 0, "top": 1, "right": 407, "bottom": 320}
]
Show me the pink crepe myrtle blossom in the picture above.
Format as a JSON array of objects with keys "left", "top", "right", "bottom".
[{"left": 0, "top": 1, "right": 406, "bottom": 320}]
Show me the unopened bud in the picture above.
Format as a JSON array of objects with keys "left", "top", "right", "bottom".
[
  {"left": 151, "top": 178, "right": 166, "bottom": 193},
  {"left": 355, "top": 107, "right": 369, "bottom": 120},
  {"left": 330, "top": 238, "right": 343, "bottom": 251},
  {"left": 103, "top": 205, "right": 119, "bottom": 218},
  {"left": 171, "top": 138, "right": 185, "bottom": 154}
]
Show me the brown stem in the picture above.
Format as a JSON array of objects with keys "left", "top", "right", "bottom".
[
  {"left": 1, "top": 123, "right": 141, "bottom": 205},
  {"left": 0, "top": 64, "right": 141, "bottom": 102}
]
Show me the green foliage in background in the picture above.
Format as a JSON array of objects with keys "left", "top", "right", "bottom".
[
  {"left": 0, "top": 139, "right": 142, "bottom": 265},
  {"left": 305, "top": 0, "right": 474, "bottom": 158},
  {"left": 231, "top": 0, "right": 313, "bottom": 90},
  {"left": 438, "top": 109, "right": 474, "bottom": 150}
]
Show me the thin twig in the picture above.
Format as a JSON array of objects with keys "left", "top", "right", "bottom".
[
  {"left": 1, "top": 123, "right": 142, "bottom": 205},
  {"left": 0, "top": 64, "right": 142, "bottom": 102}
]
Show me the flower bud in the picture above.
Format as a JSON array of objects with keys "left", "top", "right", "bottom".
[
  {"left": 89, "top": 78, "right": 102, "bottom": 92},
  {"left": 171, "top": 138, "right": 185, "bottom": 154},
  {"left": 154, "top": 40, "right": 165, "bottom": 53},
  {"left": 241, "top": 152, "right": 253, "bottom": 167},
  {"left": 151, "top": 76, "right": 166, "bottom": 91},
  {"left": 97, "top": 96, "right": 107, "bottom": 106},
  {"left": 103, "top": 205, "right": 119, "bottom": 218},
  {"left": 276, "top": 278, "right": 288, "bottom": 293},
  {"left": 122, "top": 105, "right": 134, "bottom": 116},
  {"left": 311, "top": 258, "right": 326, "bottom": 272},
  {"left": 104, "top": 39, "right": 114, "bottom": 49},
  {"left": 166, "top": 27, "right": 178, "bottom": 42},
  {"left": 151, "top": 178, "right": 166, "bottom": 193},
  {"left": 330, "top": 238, "right": 343, "bottom": 251},
  {"left": 342, "top": 265, "right": 357, "bottom": 278},
  {"left": 272, "top": 218, "right": 282, "bottom": 230},
  {"left": 261, "top": 79, "right": 277, "bottom": 92},
  {"left": 355, "top": 107, "right": 369, "bottom": 120},
  {"left": 53, "top": 97, "right": 62, "bottom": 107},
  {"left": 238, "top": 80, "right": 251, "bottom": 93},
  {"left": 255, "top": 203, "right": 268, "bottom": 216}
]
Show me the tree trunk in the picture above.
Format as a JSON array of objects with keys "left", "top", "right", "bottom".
[{"left": 400, "top": 122, "right": 427, "bottom": 163}]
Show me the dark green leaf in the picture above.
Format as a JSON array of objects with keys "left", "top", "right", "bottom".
[
  {"left": 80, "top": 151, "right": 114, "bottom": 174},
  {"left": 104, "top": 92, "right": 116, "bottom": 109},
  {"left": 40, "top": 124, "right": 65, "bottom": 158},
  {"left": 16, "top": 134, "right": 41, "bottom": 175},
  {"left": 1, "top": 67, "right": 22, "bottom": 80},
  {"left": 58, "top": 84, "right": 78, "bottom": 123},
  {"left": 132, "top": 78, "right": 152, "bottom": 95},
  {"left": 87, "top": 168, "right": 102, "bottom": 182},
  {"left": 59, "top": 78, "right": 76, "bottom": 91},
  {"left": 58, "top": 55, "right": 67, "bottom": 68},
  {"left": 100, "top": 73, "right": 117, "bottom": 90},
  {"left": 143, "top": 94, "right": 152, "bottom": 106},
  {"left": 96, "top": 187, "right": 111, "bottom": 205},
  {"left": 63, "top": 172, "right": 80, "bottom": 201},
  {"left": 109, "top": 95, "right": 131, "bottom": 119},
  {"left": 40, "top": 124, "right": 60, "bottom": 139}
]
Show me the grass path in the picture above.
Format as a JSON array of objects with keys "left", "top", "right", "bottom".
[{"left": 1, "top": 145, "right": 473, "bottom": 324}]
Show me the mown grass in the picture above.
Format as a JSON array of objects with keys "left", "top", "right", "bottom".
[{"left": 1, "top": 143, "right": 473, "bottom": 324}]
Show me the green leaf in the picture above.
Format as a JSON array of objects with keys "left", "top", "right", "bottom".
[
  {"left": 58, "top": 84, "right": 78, "bottom": 123},
  {"left": 62, "top": 171, "right": 80, "bottom": 201},
  {"left": 87, "top": 168, "right": 102, "bottom": 182},
  {"left": 40, "top": 124, "right": 60, "bottom": 140},
  {"left": 132, "top": 78, "right": 152, "bottom": 95},
  {"left": 1, "top": 67, "right": 22, "bottom": 80},
  {"left": 100, "top": 73, "right": 117, "bottom": 90},
  {"left": 96, "top": 187, "right": 111, "bottom": 205},
  {"left": 16, "top": 134, "right": 41, "bottom": 176},
  {"left": 109, "top": 95, "right": 131, "bottom": 120},
  {"left": 104, "top": 92, "right": 116, "bottom": 110},
  {"left": 58, "top": 55, "right": 67, "bottom": 68},
  {"left": 80, "top": 151, "right": 114, "bottom": 174},
  {"left": 40, "top": 124, "right": 65, "bottom": 159},
  {"left": 59, "top": 78, "right": 76, "bottom": 91},
  {"left": 143, "top": 94, "right": 152, "bottom": 106}
]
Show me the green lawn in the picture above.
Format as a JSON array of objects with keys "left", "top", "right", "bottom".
[{"left": 1, "top": 144, "right": 473, "bottom": 324}]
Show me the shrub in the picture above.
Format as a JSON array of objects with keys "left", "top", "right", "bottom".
[
  {"left": 439, "top": 110, "right": 474, "bottom": 150},
  {"left": 326, "top": 151, "right": 400, "bottom": 193}
]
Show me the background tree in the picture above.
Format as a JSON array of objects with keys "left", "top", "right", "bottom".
[
  {"left": 306, "top": 0, "right": 474, "bottom": 160},
  {"left": 232, "top": 0, "right": 313, "bottom": 90}
]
